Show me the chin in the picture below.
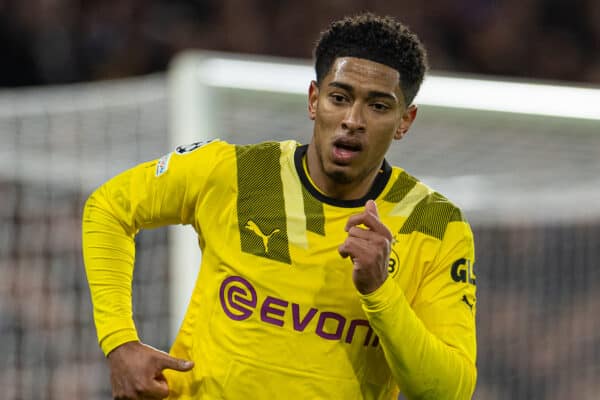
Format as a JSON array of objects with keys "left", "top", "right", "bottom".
[{"left": 325, "top": 168, "right": 354, "bottom": 185}]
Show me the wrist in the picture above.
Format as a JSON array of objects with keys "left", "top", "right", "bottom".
[
  {"left": 101, "top": 328, "right": 140, "bottom": 357},
  {"left": 107, "top": 339, "right": 141, "bottom": 359},
  {"left": 358, "top": 276, "right": 398, "bottom": 312}
]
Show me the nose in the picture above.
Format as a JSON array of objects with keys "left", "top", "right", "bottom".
[{"left": 341, "top": 102, "right": 365, "bottom": 132}]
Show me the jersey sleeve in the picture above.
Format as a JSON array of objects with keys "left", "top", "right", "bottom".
[
  {"left": 82, "top": 140, "right": 224, "bottom": 355},
  {"left": 359, "top": 218, "right": 477, "bottom": 399}
]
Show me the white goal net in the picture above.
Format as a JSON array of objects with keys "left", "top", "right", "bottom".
[{"left": 0, "top": 76, "right": 171, "bottom": 399}]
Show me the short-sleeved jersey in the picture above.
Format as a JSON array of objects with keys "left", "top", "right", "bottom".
[{"left": 82, "top": 140, "right": 477, "bottom": 399}]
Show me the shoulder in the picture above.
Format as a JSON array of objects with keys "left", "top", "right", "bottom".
[
  {"left": 152, "top": 139, "right": 235, "bottom": 184},
  {"left": 410, "top": 191, "right": 465, "bottom": 238},
  {"left": 166, "top": 139, "right": 298, "bottom": 176},
  {"left": 234, "top": 140, "right": 299, "bottom": 159},
  {"left": 235, "top": 141, "right": 299, "bottom": 190},
  {"left": 172, "top": 139, "right": 298, "bottom": 159},
  {"left": 171, "top": 138, "right": 231, "bottom": 159},
  {"left": 166, "top": 139, "right": 236, "bottom": 173},
  {"left": 387, "top": 167, "right": 467, "bottom": 241}
]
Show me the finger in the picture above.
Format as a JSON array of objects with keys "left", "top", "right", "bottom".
[
  {"left": 338, "top": 236, "right": 370, "bottom": 262},
  {"left": 145, "top": 378, "right": 170, "bottom": 399},
  {"left": 348, "top": 227, "right": 392, "bottom": 252},
  {"left": 338, "top": 239, "right": 360, "bottom": 259},
  {"left": 345, "top": 211, "right": 377, "bottom": 231},
  {"left": 345, "top": 212, "right": 392, "bottom": 240},
  {"left": 338, "top": 243, "right": 350, "bottom": 258},
  {"left": 365, "top": 199, "right": 379, "bottom": 218},
  {"left": 347, "top": 226, "right": 372, "bottom": 239},
  {"left": 157, "top": 354, "right": 194, "bottom": 372},
  {"left": 344, "top": 201, "right": 382, "bottom": 229}
]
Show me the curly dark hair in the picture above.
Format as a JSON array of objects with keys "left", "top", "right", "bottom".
[{"left": 314, "top": 13, "right": 428, "bottom": 105}]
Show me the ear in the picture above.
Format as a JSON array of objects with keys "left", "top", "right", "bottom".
[
  {"left": 308, "top": 81, "right": 319, "bottom": 121},
  {"left": 394, "top": 105, "right": 418, "bottom": 140}
]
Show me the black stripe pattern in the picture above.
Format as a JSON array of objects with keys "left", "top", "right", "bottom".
[
  {"left": 398, "top": 191, "right": 465, "bottom": 240},
  {"left": 383, "top": 171, "right": 417, "bottom": 203},
  {"left": 236, "top": 142, "right": 291, "bottom": 264},
  {"left": 302, "top": 185, "right": 326, "bottom": 235}
]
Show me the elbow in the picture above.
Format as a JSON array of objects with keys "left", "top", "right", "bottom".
[
  {"left": 448, "top": 359, "right": 477, "bottom": 400},
  {"left": 405, "top": 359, "right": 477, "bottom": 400},
  {"left": 81, "top": 185, "right": 137, "bottom": 239},
  {"left": 462, "top": 363, "right": 477, "bottom": 400},
  {"left": 82, "top": 187, "right": 104, "bottom": 228},
  {"left": 82, "top": 186, "right": 120, "bottom": 234}
]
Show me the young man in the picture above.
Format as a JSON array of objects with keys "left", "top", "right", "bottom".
[{"left": 83, "top": 13, "right": 477, "bottom": 400}]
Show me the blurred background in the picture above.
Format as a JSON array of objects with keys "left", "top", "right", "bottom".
[
  {"left": 1, "top": 0, "right": 600, "bottom": 87},
  {"left": 1, "top": 1, "right": 599, "bottom": 399}
]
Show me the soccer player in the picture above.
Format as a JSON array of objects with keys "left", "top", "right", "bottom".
[{"left": 82, "top": 13, "right": 477, "bottom": 400}]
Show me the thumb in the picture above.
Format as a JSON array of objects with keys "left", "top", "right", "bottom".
[
  {"left": 157, "top": 354, "right": 195, "bottom": 372},
  {"left": 365, "top": 200, "right": 379, "bottom": 218}
]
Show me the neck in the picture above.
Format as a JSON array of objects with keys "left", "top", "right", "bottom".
[{"left": 304, "top": 145, "right": 380, "bottom": 201}]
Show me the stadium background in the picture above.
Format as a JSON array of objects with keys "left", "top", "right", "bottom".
[{"left": 1, "top": 1, "right": 599, "bottom": 399}]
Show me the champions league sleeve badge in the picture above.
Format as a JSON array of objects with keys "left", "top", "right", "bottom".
[{"left": 174, "top": 139, "right": 216, "bottom": 155}]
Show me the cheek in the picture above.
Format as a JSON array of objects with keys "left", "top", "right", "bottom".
[
  {"left": 315, "top": 107, "right": 339, "bottom": 132},
  {"left": 369, "top": 124, "right": 399, "bottom": 151}
]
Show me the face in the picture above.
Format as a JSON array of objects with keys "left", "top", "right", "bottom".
[{"left": 307, "top": 57, "right": 417, "bottom": 199}]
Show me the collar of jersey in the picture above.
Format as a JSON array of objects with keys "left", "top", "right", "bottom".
[{"left": 294, "top": 144, "right": 392, "bottom": 208}]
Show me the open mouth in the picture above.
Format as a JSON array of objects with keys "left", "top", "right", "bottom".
[
  {"left": 332, "top": 137, "right": 363, "bottom": 163},
  {"left": 333, "top": 137, "right": 363, "bottom": 152}
]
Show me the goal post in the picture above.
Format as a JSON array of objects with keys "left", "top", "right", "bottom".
[{"left": 167, "top": 50, "right": 600, "bottom": 399}]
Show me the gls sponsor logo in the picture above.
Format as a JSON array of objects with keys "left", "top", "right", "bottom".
[
  {"left": 219, "top": 276, "right": 379, "bottom": 347},
  {"left": 451, "top": 258, "right": 476, "bottom": 285}
]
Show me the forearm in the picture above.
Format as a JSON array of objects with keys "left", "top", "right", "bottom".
[
  {"left": 82, "top": 189, "right": 139, "bottom": 355},
  {"left": 360, "top": 278, "right": 476, "bottom": 399}
]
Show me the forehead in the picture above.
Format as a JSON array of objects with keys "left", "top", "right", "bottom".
[{"left": 325, "top": 57, "right": 402, "bottom": 95}]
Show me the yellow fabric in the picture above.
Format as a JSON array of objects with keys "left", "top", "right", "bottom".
[{"left": 82, "top": 139, "right": 477, "bottom": 399}]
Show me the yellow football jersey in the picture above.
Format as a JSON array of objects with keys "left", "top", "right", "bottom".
[{"left": 82, "top": 140, "right": 477, "bottom": 399}]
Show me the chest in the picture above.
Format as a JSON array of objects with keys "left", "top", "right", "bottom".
[{"left": 198, "top": 197, "right": 434, "bottom": 315}]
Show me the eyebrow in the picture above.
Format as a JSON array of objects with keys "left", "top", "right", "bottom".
[{"left": 328, "top": 81, "right": 399, "bottom": 103}]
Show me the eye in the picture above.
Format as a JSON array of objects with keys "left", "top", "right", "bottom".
[
  {"left": 329, "top": 93, "right": 348, "bottom": 104},
  {"left": 371, "top": 102, "right": 390, "bottom": 112}
]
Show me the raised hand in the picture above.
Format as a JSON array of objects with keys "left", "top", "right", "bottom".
[
  {"left": 338, "top": 200, "right": 393, "bottom": 294},
  {"left": 108, "top": 341, "right": 194, "bottom": 399}
]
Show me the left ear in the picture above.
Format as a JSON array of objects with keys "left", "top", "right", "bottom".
[
  {"left": 394, "top": 105, "right": 418, "bottom": 140},
  {"left": 308, "top": 80, "right": 319, "bottom": 121}
]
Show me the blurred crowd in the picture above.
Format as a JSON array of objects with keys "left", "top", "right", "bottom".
[{"left": 1, "top": 0, "right": 599, "bottom": 87}]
